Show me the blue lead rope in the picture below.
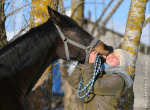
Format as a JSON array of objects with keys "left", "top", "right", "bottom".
[{"left": 77, "top": 55, "right": 102, "bottom": 99}]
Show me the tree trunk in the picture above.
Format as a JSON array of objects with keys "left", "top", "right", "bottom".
[
  {"left": 71, "top": 0, "right": 84, "bottom": 26},
  {"left": 24, "top": 0, "right": 58, "bottom": 110},
  {"left": 30, "top": 0, "right": 58, "bottom": 28},
  {"left": 119, "top": 0, "right": 148, "bottom": 109},
  {"left": 0, "top": 0, "right": 7, "bottom": 49}
]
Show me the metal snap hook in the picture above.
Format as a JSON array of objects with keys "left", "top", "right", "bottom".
[
  {"left": 64, "top": 37, "right": 68, "bottom": 42},
  {"left": 85, "top": 46, "right": 92, "bottom": 53}
]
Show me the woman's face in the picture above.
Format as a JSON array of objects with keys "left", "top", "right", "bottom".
[{"left": 103, "top": 51, "right": 120, "bottom": 66}]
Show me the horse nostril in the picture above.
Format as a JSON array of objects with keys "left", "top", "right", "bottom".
[
  {"left": 104, "top": 45, "right": 114, "bottom": 53},
  {"left": 104, "top": 44, "right": 108, "bottom": 50},
  {"left": 104, "top": 45, "right": 109, "bottom": 50},
  {"left": 110, "top": 46, "right": 114, "bottom": 53}
]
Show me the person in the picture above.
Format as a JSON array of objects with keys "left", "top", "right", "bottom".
[{"left": 69, "top": 49, "right": 133, "bottom": 110}]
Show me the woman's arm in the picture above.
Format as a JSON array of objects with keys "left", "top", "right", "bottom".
[
  {"left": 69, "top": 51, "right": 124, "bottom": 96},
  {"left": 69, "top": 62, "right": 124, "bottom": 95},
  {"left": 82, "top": 66, "right": 124, "bottom": 95}
]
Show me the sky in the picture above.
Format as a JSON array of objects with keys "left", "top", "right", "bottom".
[
  {"left": 5, "top": 0, "right": 150, "bottom": 45},
  {"left": 63, "top": 0, "right": 150, "bottom": 46}
]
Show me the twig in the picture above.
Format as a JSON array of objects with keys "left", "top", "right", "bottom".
[
  {"left": 54, "top": 0, "right": 68, "bottom": 8},
  {"left": 94, "top": 0, "right": 97, "bottom": 21},
  {"left": 143, "top": 15, "right": 150, "bottom": 27},
  {"left": 85, "top": 2, "right": 103, "bottom": 4},
  {"left": 52, "top": 69, "right": 61, "bottom": 86},
  {"left": 23, "top": 14, "right": 28, "bottom": 26},
  {"left": 1, "top": 14, "right": 14, "bottom": 41},
  {"left": 4, "top": 4, "right": 31, "bottom": 18},
  {"left": 71, "top": 1, "right": 84, "bottom": 18},
  {"left": 59, "top": 0, "right": 66, "bottom": 14},
  {"left": 59, "top": 0, "right": 84, "bottom": 13},
  {"left": 90, "top": 0, "right": 114, "bottom": 35},
  {"left": 96, "top": 0, "right": 123, "bottom": 38}
]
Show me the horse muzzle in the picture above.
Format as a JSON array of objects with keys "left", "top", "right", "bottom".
[{"left": 93, "top": 41, "right": 114, "bottom": 55}]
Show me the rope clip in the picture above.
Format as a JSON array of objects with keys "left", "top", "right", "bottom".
[{"left": 85, "top": 46, "right": 92, "bottom": 53}]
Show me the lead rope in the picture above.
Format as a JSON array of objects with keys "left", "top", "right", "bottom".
[{"left": 77, "top": 54, "right": 102, "bottom": 99}]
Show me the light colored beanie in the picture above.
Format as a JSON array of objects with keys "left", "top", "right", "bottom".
[
  {"left": 105, "top": 49, "right": 133, "bottom": 89},
  {"left": 114, "top": 49, "right": 130, "bottom": 68}
]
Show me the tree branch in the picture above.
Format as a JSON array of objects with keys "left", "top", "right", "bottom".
[
  {"left": 143, "top": 15, "right": 150, "bottom": 27},
  {"left": 4, "top": 4, "right": 31, "bottom": 18},
  {"left": 90, "top": 0, "right": 114, "bottom": 35},
  {"left": 59, "top": 0, "right": 66, "bottom": 14},
  {"left": 96, "top": 0, "right": 123, "bottom": 38}
]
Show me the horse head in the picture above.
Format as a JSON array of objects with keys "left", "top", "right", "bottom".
[{"left": 48, "top": 7, "right": 113, "bottom": 63}]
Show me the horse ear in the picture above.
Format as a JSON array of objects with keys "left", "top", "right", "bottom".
[{"left": 47, "top": 6, "right": 61, "bottom": 22}]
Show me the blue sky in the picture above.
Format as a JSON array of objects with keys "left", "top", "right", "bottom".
[
  {"left": 64, "top": 0, "right": 150, "bottom": 45},
  {"left": 5, "top": 0, "right": 150, "bottom": 45}
]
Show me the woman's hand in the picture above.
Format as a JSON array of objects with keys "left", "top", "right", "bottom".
[{"left": 89, "top": 51, "right": 99, "bottom": 63}]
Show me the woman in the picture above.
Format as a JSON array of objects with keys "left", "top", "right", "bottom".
[{"left": 69, "top": 49, "right": 133, "bottom": 110}]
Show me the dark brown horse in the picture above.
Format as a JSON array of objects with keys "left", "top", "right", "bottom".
[{"left": 0, "top": 7, "right": 113, "bottom": 110}]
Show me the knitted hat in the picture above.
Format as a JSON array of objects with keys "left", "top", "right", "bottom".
[{"left": 114, "top": 49, "right": 130, "bottom": 67}]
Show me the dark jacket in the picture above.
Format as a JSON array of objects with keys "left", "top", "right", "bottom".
[{"left": 69, "top": 63, "right": 125, "bottom": 110}]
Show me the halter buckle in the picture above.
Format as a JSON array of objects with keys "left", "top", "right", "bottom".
[
  {"left": 64, "top": 37, "right": 68, "bottom": 42},
  {"left": 85, "top": 46, "right": 92, "bottom": 53}
]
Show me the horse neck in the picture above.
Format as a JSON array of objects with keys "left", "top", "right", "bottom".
[
  {"left": 21, "top": 50, "right": 57, "bottom": 97},
  {"left": 23, "top": 21, "right": 60, "bottom": 95},
  {"left": 5, "top": 20, "right": 59, "bottom": 97}
]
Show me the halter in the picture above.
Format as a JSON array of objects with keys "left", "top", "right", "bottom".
[
  {"left": 53, "top": 21, "right": 102, "bottom": 99},
  {"left": 53, "top": 22, "right": 100, "bottom": 62}
]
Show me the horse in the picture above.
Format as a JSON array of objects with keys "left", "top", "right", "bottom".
[{"left": 0, "top": 7, "right": 113, "bottom": 110}]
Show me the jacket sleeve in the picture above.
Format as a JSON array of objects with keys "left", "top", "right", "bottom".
[
  {"left": 69, "top": 63, "right": 84, "bottom": 89},
  {"left": 82, "top": 63, "right": 124, "bottom": 95},
  {"left": 69, "top": 63, "right": 124, "bottom": 95}
]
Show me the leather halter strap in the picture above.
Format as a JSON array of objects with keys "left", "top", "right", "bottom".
[{"left": 53, "top": 22, "right": 100, "bottom": 62}]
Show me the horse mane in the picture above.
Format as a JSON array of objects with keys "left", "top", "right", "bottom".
[{"left": 0, "top": 19, "right": 59, "bottom": 78}]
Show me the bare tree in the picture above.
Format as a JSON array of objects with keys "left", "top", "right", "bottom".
[
  {"left": 0, "top": 0, "right": 7, "bottom": 48},
  {"left": 90, "top": 0, "right": 114, "bottom": 35},
  {"left": 71, "top": 0, "right": 84, "bottom": 26},
  {"left": 119, "top": 0, "right": 148, "bottom": 109},
  {"left": 30, "top": 0, "right": 58, "bottom": 28},
  {"left": 96, "top": 0, "right": 123, "bottom": 38}
]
